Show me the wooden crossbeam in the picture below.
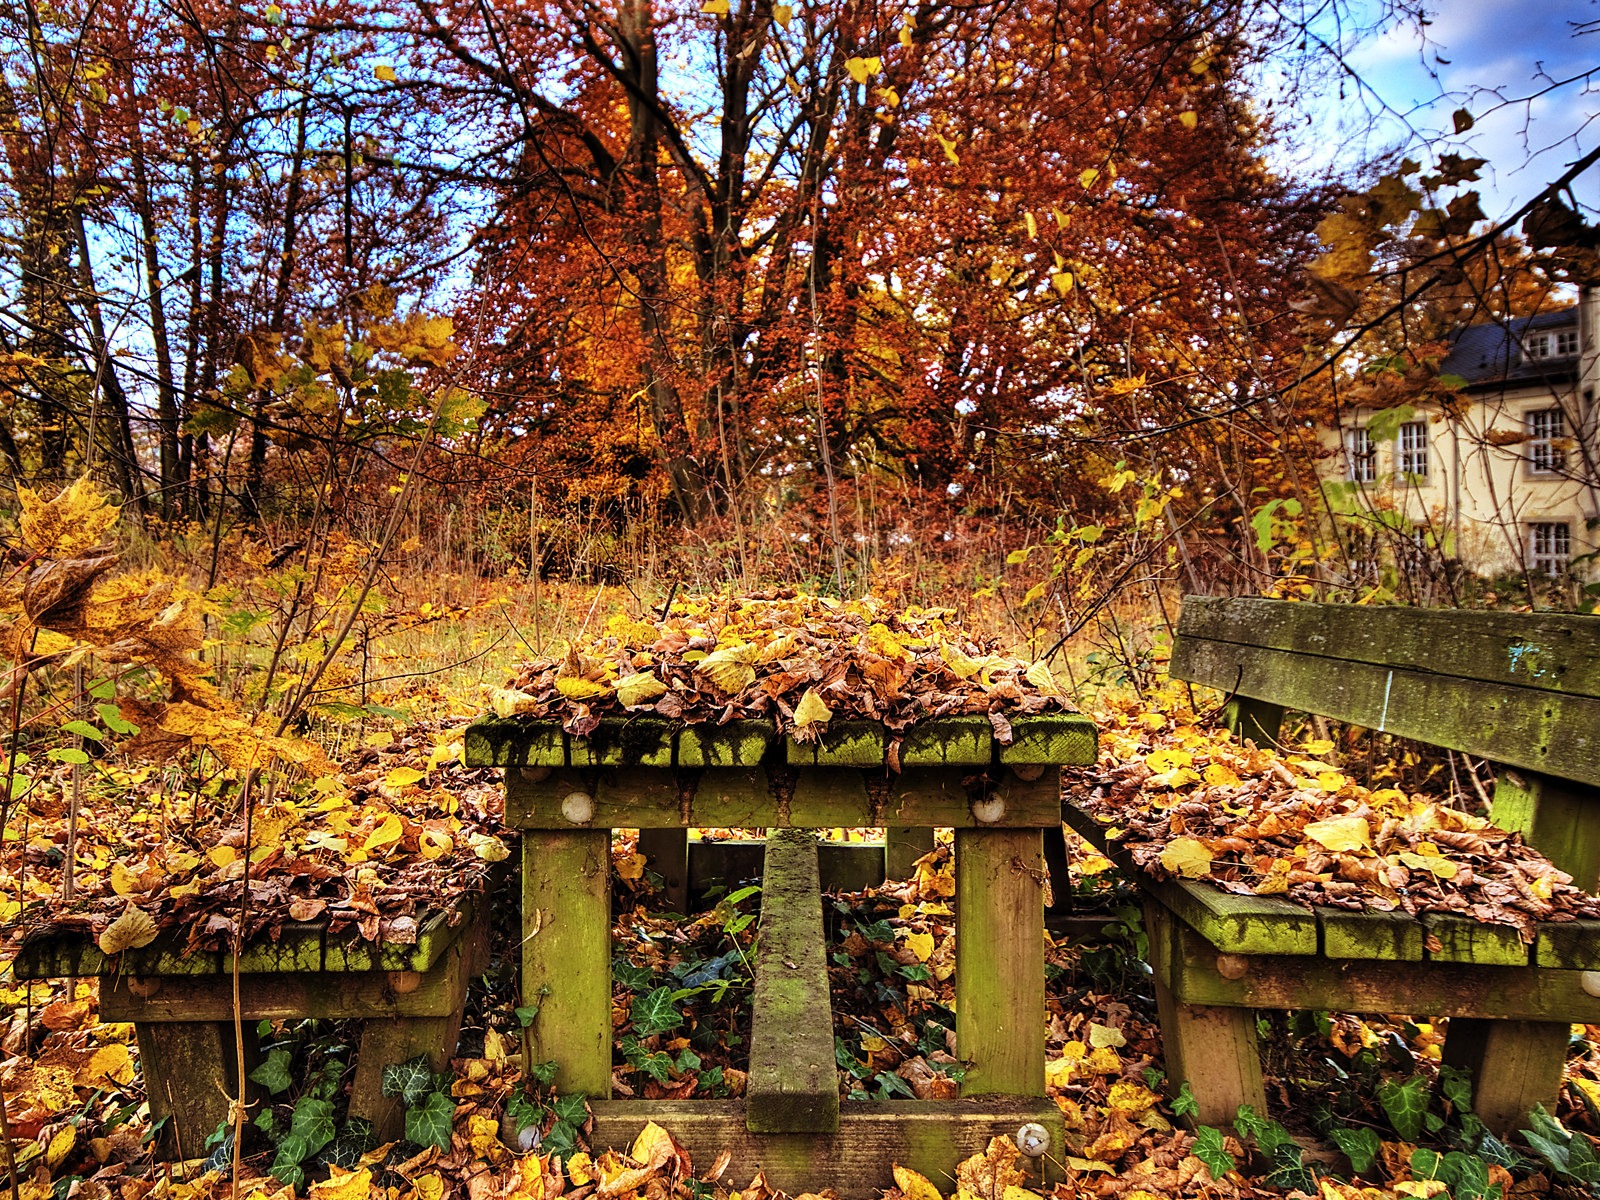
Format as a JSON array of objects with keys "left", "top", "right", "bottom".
[{"left": 748, "top": 830, "right": 840, "bottom": 1134}]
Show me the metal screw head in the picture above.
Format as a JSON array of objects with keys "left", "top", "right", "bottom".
[
  {"left": 1016, "top": 1122, "right": 1050, "bottom": 1157},
  {"left": 971, "top": 796, "right": 1007, "bottom": 824},
  {"left": 561, "top": 791, "right": 595, "bottom": 824},
  {"left": 517, "top": 766, "right": 552, "bottom": 784}
]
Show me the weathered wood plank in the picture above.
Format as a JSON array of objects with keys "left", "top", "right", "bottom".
[
  {"left": 1061, "top": 804, "right": 1319, "bottom": 955},
  {"left": 885, "top": 826, "right": 937, "bottom": 880},
  {"left": 464, "top": 716, "right": 567, "bottom": 767},
  {"left": 1423, "top": 914, "right": 1528, "bottom": 966},
  {"left": 523, "top": 829, "right": 612, "bottom": 1097},
  {"left": 570, "top": 718, "right": 676, "bottom": 768},
  {"left": 1441, "top": 1018, "right": 1571, "bottom": 1134},
  {"left": 587, "top": 1098, "right": 1065, "bottom": 1198},
  {"left": 349, "top": 1014, "right": 464, "bottom": 1140},
  {"left": 678, "top": 721, "right": 776, "bottom": 767},
  {"left": 789, "top": 722, "right": 886, "bottom": 767},
  {"left": 1490, "top": 767, "right": 1600, "bottom": 891},
  {"left": 1145, "top": 903, "right": 1266, "bottom": 1127},
  {"left": 1001, "top": 715, "right": 1097, "bottom": 766},
  {"left": 748, "top": 831, "right": 840, "bottom": 1134},
  {"left": 1171, "top": 637, "right": 1600, "bottom": 789},
  {"left": 1319, "top": 908, "right": 1424, "bottom": 961},
  {"left": 136, "top": 1021, "right": 245, "bottom": 1159},
  {"left": 900, "top": 719, "right": 993, "bottom": 766},
  {"left": 1221, "top": 697, "right": 1284, "bottom": 749},
  {"left": 956, "top": 828, "right": 1045, "bottom": 1097},
  {"left": 225, "top": 923, "right": 325, "bottom": 974},
  {"left": 637, "top": 827, "right": 690, "bottom": 912},
  {"left": 688, "top": 838, "right": 886, "bottom": 895},
  {"left": 507, "top": 767, "right": 1063, "bottom": 829},
  {"left": 1534, "top": 919, "right": 1600, "bottom": 970},
  {"left": 1175, "top": 598, "right": 1600, "bottom": 701}
]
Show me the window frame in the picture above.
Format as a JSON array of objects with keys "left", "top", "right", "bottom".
[
  {"left": 1529, "top": 522, "right": 1572, "bottom": 576},
  {"left": 1396, "top": 419, "right": 1430, "bottom": 481},
  {"left": 1526, "top": 407, "right": 1567, "bottom": 476},
  {"left": 1345, "top": 426, "right": 1377, "bottom": 483}
]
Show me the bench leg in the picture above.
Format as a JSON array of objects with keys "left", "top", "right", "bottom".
[
  {"left": 1223, "top": 697, "right": 1283, "bottom": 749},
  {"left": 1489, "top": 767, "right": 1600, "bottom": 891},
  {"left": 136, "top": 1020, "right": 245, "bottom": 1159},
  {"left": 1144, "top": 903, "right": 1265, "bottom": 1126},
  {"left": 349, "top": 1014, "right": 463, "bottom": 1139},
  {"left": 956, "top": 828, "right": 1045, "bottom": 1096},
  {"left": 885, "top": 826, "right": 935, "bottom": 880},
  {"left": 1043, "top": 824, "right": 1072, "bottom": 917},
  {"left": 637, "top": 827, "right": 689, "bottom": 912},
  {"left": 1442, "top": 1017, "right": 1570, "bottom": 1134},
  {"left": 524, "top": 828, "right": 612, "bottom": 1096}
]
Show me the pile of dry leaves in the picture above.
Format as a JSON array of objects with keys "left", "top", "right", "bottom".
[
  {"left": 493, "top": 591, "right": 1075, "bottom": 742},
  {"left": 1071, "top": 697, "right": 1600, "bottom": 941}
]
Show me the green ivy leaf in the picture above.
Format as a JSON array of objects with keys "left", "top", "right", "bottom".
[
  {"left": 1171, "top": 1082, "right": 1199, "bottom": 1120},
  {"left": 1191, "top": 1126, "right": 1234, "bottom": 1180},
  {"left": 506, "top": 1092, "right": 542, "bottom": 1134},
  {"left": 405, "top": 1091, "right": 456, "bottom": 1151},
  {"left": 1263, "top": 1142, "right": 1316, "bottom": 1194},
  {"left": 285, "top": 1097, "right": 336, "bottom": 1157},
  {"left": 1378, "top": 1075, "right": 1429, "bottom": 1142},
  {"left": 249, "top": 1047, "right": 295, "bottom": 1096},
  {"left": 630, "top": 987, "right": 682, "bottom": 1037},
  {"left": 527, "top": 1060, "right": 559, "bottom": 1087},
  {"left": 382, "top": 1055, "right": 435, "bottom": 1106},
  {"left": 1329, "top": 1126, "right": 1381, "bottom": 1174},
  {"left": 515, "top": 1004, "right": 542, "bottom": 1027},
  {"left": 552, "top": 1093, "right": 589, "bottom": 1127}
]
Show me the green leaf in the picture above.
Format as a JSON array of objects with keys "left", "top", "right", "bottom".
[
  {"left": 543, "top": 1120, "right": 578, "bottom": 1161},
  {"left": 612, "top": 958, "right": 654, "bottom": 991},
  {"left": 630, "top": 987, "right": 682, "bottom": 1037},
  {"left": 552, "top": 1093, "right": 588, "bottom": 1126},
  {"left": 1366, "top": 405, "right": 1417, "bottom": 446},
  {"left": 527, "top": 1060, "right": 560, "bottom": 1087},
  {"left": 405, "top": 1090, "right": 456, "bottom": 1150},
  {"left": 61, "top": 720, "right": 104, "bottom": 741},
  {"left": 249, "top": 1047, "right": 295, "bottom": 1096},
  {"left": 506, "top": 1092, "right": 542, "bottom": 1134},
  {"left": 285, "top": 1096, "right": 336, "bottom": 1157},
  {"left": 1329, "top": 1126, "right": 1381, "bottom": 1174},
  {"left": 515, "top": 1003, "right": 542, "bottom": 1028},
  {"left": 47, "top": 747, "right": 91, "bottom": 765},
  {"left": 1192, "top": 1126, "right": 1235, "bottom": 1180},
  {"left": 1263, "top": 1142, "right": 1316, "bottom": 1194},
  {"left": 381, "top": 1055, "right": 435, "bottom": 1106},
  {"left": 322, "top": 1119, "right": 375, "bottom": 1170},
  {"left": 1378, "top": 1075, "right": 1429, "bottom": 1142},
  {"left": 1411, "top": 1148, "right": 1443, "bottom": 1180},
  {"left": 1171, "top": 1081, "right": 1199, "bottom": 1120}
]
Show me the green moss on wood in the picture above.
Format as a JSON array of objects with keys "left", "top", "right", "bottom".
[
  {"left": 1000, "top": 714, "right": 1098, "bottom": 765},
  {"left": 678, "top": 721, "right": 776, "bottom": 767}
]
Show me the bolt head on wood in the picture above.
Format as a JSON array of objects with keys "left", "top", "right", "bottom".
[
  {"left": 387, "top": 970, "right": 423, "bottom": 994},
  {"left": 126, "top": 976, "right": 162, "bottom": 999},
  {"left": 1583, "top": 971, "right": 1600, "bottom": 998},
  {"left": 561, "top": 791, "right": 595, "bottom": 824},
  {"left": 1215, "top": 953, "right": 1250, "bottom": 981},
  {"left": 517, "top": 766, "right": 553, "bottom": 784},
  {"left": 1011, "top": 763, "right": 1048, "bottom": 782},
  {"left": 1016, "top": 1122, "right": 1050, "bottom": 1157},
  {"left": 970, "top": 796, "right": 1007, "bottom": 824}
]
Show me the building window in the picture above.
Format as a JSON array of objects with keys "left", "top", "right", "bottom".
[
  {"left": 1527, "top": 408, "right": 1567, "bottom": 474},
  {"left": 1529, "top": 522, "right": 1571, "bottom": 575},
  {"left": 1524, "top": 328, "right": 1579, "bottom": 359},
  {"left": 1397, "top": 420, "right": 1429, "bottom": 479},
  {"left": 1345, "top": 427, "right": 1377, "bottom": 482}
]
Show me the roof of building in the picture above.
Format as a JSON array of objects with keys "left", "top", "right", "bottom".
[{"left": 1440, "top": 307, "right": 1579, "bottom": 390}]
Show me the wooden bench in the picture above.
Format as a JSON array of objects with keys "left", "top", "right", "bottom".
[
  {"left": 13, "top": 884, "right": 495, "bottom": 1156},
  {"left": 463, "top": 712, "right": 1097, "bottom": 1198},
  {"left": 1097, "top": 596, "right": 1600, "bottom": 1132}
]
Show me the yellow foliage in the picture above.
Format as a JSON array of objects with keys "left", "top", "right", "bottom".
[{"left": 18, "top": 477, "right": 119, "bottom": 558}]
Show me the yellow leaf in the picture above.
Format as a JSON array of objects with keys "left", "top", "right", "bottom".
[
  {"left": 374, "top": 64, "right": 397, "bottom": 82},
  {"left": 935, "top": 132, "right": 960, "bottom": 164},
  {"left": 412, "top": 1173, "right": 445, "bottom": 1200},
  {"left": 1398, "top": 851, "right": 1459, "bottom": 879},
  {"left": 631, "top": 1121, "right": 676, "bottom": 1168},
  {"left": 384, "top": 766, "right": 426, "bottom": 789},
  {"left": 1051, "top": 271, "right": 1073, "bottom": 296},
  {"left": 1145, "top": 747, "right": 1192, "bottom": 772},
  {"left": 1203, "top": 762, "right": 1240, "bottom": 786},
  {"left": 903, "top": 930, "right": 935, "bottom": 961},
  {"left": 1158, "top": 836, "right": 1212, "bottom": 879},
  {"left": 1085, "top": 1045, "right": 1122, "bottom": 1074},
  {"left": 1179, "top": 111, "right": 1198, "bottom": 129},
  {"left": 899, "top": 23, "right": 911, "bottom": 45},
  {"left": 471, "top": 832, "right": 511, "bottom": 862},
  {"left": 845, "top": 57, "right": 870, "bottom": 83},
  {"left": 863, "top": 55, "right": 881, "bottom": 73},
  {"left": 616, "top": 673, "right": 667, "bottom": 708},
  {"left": 110, "top": 861, "right": 142, "bottom": 896},
  {"left": 418, "top": 828, "right": 452, "bottom": 859},
  {"left": 1107, "top": 1080, "right": 1160, "bottom": 1117},
  {"left": 697, "top": 644, "right": 758, "bottom": 693},
  {"left": 893, "top": 1165, "right": 943, "bottom": 1200},
  {"left": 556, "top": 676, "right": 610, "bottom": 701},
  {"left": 616, "top": 852, "right": 647, "bottom": 881},
  {"left": 786, "top": 689, "right": 828, "bottom": 731},
  {"left": 772, "top": 4, "right": 791, "bottom": 25},
  {"left": 310, "top": 1167, "right": 373, "bottom": 1200},
  {"left": 491, "top": 688, "right": 536, "bottom": 718},
  {"left": 83, "top": 1043, "right": 135, "bottom": 1086},
  {"left": 18, "top": 476, "right": 119, "bottom": 558},
  {"left": 1079, "top": 167, "right": 1099, "bottom": 189},
  {"left": 363, "top": 813, "right": 403, "bottom": 852},
  {"left": 567, "top": 1153, "right": 595, "bottom": 1186},
  {"left": 1304, "top": 815, "right": 1372, "bottom": 853},
  {"left": 940, "top": 643, "right": 982, "bottom": 679},
  {"left": 701, "top": 0, "right": 730, "bottom": 12},
  {"left": 1001, "top": 1188, "right": 1033, "bottom": 1200},
  {"left": 1024, "top": 660, "right": 1060, "bottom": 695},
  {"left": 98, "top": 906, "right": 159, "bottom": 955},
  {"left": 1024, "top": 211, "right": 1037, "bottom": 239},
  {"left": 1052, "top": 206, "right": 1068, "bottom": 229},
  {"left": 1087, "top": 1022, "right": 1126, "bottom": 1049},
  {"left": 45, "top": 1124, "right": 76, "bottom": 1171}
]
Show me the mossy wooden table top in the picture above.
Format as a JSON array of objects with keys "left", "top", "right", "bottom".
[
  {"left": 1063, "top": 803, "right": 1600, "bottom": 971},
  {"left": 13, "top": 890, "right": 486, "bottom": 981},
  {"left": 464, "top": 711, "right": 1097, "bottom": 769}
]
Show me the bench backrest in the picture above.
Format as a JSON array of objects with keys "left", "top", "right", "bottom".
[{"left": 1169, "top": 597, "right": 1600, "bottom": 789}]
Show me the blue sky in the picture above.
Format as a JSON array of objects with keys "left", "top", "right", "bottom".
[{"left": 1283, "top": 0, "right": 1600, "bottom": 221}]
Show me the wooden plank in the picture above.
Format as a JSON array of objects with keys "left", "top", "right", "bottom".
[
  {"left": 571, "top": 717, "right": 675, "bottom": 768},
  {"left": 136, "top": 1021, "right": 244, "bottom": 1159},
  {"left": 1170, "top": 637, "right": 1600, "bottom": 789},
  {"left": 885, "top": 827, "right": 937, "bottom": 879},
  {"left": 900, "top": 719, "right": 993, "bottom": 766},
  {"left": 1061, "top": 804, "right": 1319, "bottom": 955},
  {"left": 678, "top": 721, "right": 776, "bottom": 767},
  {"left": 1222, "top": 697, "right": 1284, "bottom": 749},
  {"left": 587, "top": 1098, "right": 1064, "bottom": 1198},
  {"left": 748, "top": 831, "right": 840, "bottom": 1134},
  {"left": 788, "top": 722, "right": 886, "bottom": 767},
  {"left": 956, "top": 828, "right": 1045, "bottom": 1096},
  {"left": 463, "top": 716, "right": 567, "bottom": 767},
  {"left": 638, "top": 827, "right": 690, "bottom": 912},
  {"left": 1319, "top": 908, "right": 1424, "bottom": 961},
  {"left": 1423, "top": 914, "right": 1528, "bottom": 966},
  {"left": 1158, "top": 916, "right": 1600, "bottom": 1021},
  {"left": 507, "top": 767, "right": 1062, "bottom": 830},
  {"left": 689, "top": 838, "right": 886, "bottom": 894},
  {"left": 1535, "top": 919, "right": 1600, "bottom": 969},
  {"left": 1175, "top": 597, "right": 1600, "bottom": 701},
  {"left": 1145, "top": 903, "right": 1266, "bottom": 1128},
  {"left": 523, "top": 829, "right": 612, "bottom": 1097},
  {"left": 13, "top": 934, "right": 108, "bottom": 979},
  {"left": 1490, "top": 767, "right": 1600, "bottom": 891},
  {"left": 1001, "top": 715, "right": 1097, "bottom": 766},
  {"left": 225, "top": 923, "right": 325, "bottom": 974},
  {"left": 1441, "top": 1018, "right": 1571, "bottom": 1135}
]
